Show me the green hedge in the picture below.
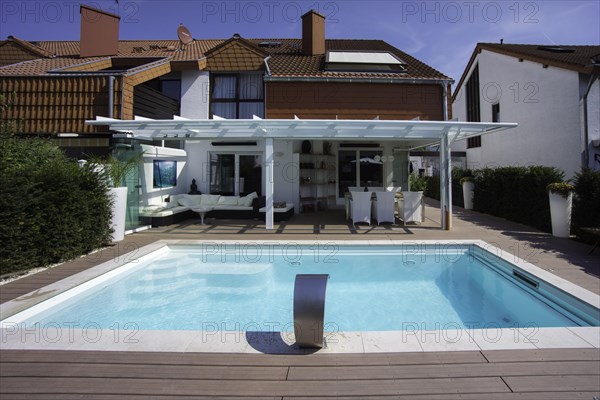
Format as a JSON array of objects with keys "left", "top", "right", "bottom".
[
  {"left": 424, "top": 168, "right": 472, "bottom": 207},
  {"left": 0, "top": 136, "right": 112, "bottom": 275},
  {"left": 472, "top": 166, "right": 564, "bottom": 232},
  {"left": 572, "top": 168, "right": 600, "bottom": 236}
]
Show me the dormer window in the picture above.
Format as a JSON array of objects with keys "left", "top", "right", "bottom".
[{"left": 325, "top": 51, "right": 406, "bottom": 72}]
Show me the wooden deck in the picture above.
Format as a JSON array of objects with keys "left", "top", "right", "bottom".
[
  {"left": 1, "top": 201, "right": 599, "bottom": 398},
  {"left": 1, "top": 348, "right": 599, "bottom": 398}
]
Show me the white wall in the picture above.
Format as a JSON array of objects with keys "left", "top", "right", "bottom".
[
  {"left": 139, "top": 145, "right": 188, "bottom": 206},
  {"left": 183, "top": 139, "right": 299, "bottom": 210},
  {"left": 453, "top": 50, "right": 583, "bottom": 178},
  {"left": 180, "top": 71, "right": 210, "bottom": 119},
  {"left": 273, "top": 140, "right": 299, "bottom": 210}
]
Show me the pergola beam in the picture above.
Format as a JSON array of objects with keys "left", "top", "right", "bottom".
[{"left": 86, "top": 117, "right": 517, "bottom": 231}]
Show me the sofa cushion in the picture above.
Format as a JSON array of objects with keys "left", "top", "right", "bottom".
[
  {"left": 165, "top": 194, "right": 183, "bottom": 209},
  {"left": 141, "top": 205, "right": 190, "bottom": 217},
  {"left": 218, "top": 196, "right": 240, "bottom": 206},
  {"left": 201, "top": 194, "right": 221, "bottom": 206},
  {"left": 241, "top": 191, "right": 258, "bottom": 207},
  {"left": 177, "top": 194, "right": 202, "bottom": 207},
  {"left": 140, "top": 205, "right": 165, "bottom": 214}
]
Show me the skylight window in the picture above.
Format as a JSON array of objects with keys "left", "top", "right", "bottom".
[
  {"left": 325, "top": 51, "right": 406, "bottom": 72},
  {"left": 537, "top": 46, "right": 575, "bottom": 53},
  {"left": 258, "top": 41, "right": 282, "bottom": 48}
]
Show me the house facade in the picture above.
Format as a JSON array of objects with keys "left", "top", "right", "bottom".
[
  {"left": 1, "top": 6, "right": 459, "bottom": 228},
  {"left": 452, "top": 43, "right": 600, "bottom": 178}
]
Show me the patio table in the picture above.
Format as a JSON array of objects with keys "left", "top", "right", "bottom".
[{"left": 191, "top": 206, "right": 213, "bottom": 225}]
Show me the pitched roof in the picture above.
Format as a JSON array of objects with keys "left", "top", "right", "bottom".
[
  {"left": 0, "top": 36, "right": 451, "bottom": 81},
  {"left": 1, "top": 36, "right": 55, "bottom": 58},
  {"left": 453, "top": 43, "right": 600, "bottom": 100}
]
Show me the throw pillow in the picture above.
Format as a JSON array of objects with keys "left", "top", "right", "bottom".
[
  {"left": 242, "top": 191, "right": 258, "bottom": 207},
  {"left": 218, "top": 196, "right": 240, "bottom": 206},
  {"left": 165, "top": 195, "right": 181, "bottom": 209}
]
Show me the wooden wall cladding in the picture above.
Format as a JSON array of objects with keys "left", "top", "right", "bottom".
[
  {"left": 0, "top": 76, "right": 123, "bottom": 134},
  {"left": 266, "top": 82, "right": 445, "bottom": 120}
]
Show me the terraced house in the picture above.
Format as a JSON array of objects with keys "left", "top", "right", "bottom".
[{"left": 1, "top": 5, "right": 512, "bottom": 230}]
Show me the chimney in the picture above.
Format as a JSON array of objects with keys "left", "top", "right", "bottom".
[
  {"left": 301, "top": 10, "right": 325, "bottom": 56},
  {"left": 80, "top": 5, "right": 120, "bottom": 58}
]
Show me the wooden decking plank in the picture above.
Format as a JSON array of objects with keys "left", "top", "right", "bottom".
[
  {"left": 1, "top": 362, "right": 289, "bottom": 380},
  {"left": 0, "top": 350, "right": 488, "bottom": 367},
  {"left": 286, "top": 393, "right": 599, "bottom": 400},
  {"left": 504, "top": 375, "right": 600, "bottom": 392},
  {"left": 4, "top": 396, "right": 281, "bottom": 400},
  {"left": 483, "top": 348, "right": 600, "bottom": 363},
  {"left": 287, "top": 361, "right": 600, "bottom": 380},
  {"left": 0, "top": 377, "right": 510, "bottom": 396}
]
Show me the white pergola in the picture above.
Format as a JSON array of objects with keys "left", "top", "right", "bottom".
[{"left": 87, "top": 117, "right": 517, "bottom": 230}]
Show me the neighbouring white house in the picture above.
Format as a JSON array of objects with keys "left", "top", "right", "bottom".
[{"left": 452, "top": 43, "right": 600, "bottom": 178}]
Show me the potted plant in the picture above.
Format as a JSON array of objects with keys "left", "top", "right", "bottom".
[
  {"left": 547, "top": 182, "right": 574, "bottom": 238},
  {"left": 89, "top": 152, "right": 143, "bottom": 242},
  {"left": 402, "top": 174, "right": 426, "bottom": 223},
  {"left": 460, "top": 176, "right": 475, "bottom": 210}
]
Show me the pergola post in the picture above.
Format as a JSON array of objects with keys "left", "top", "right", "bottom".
[
  {"left": 265, "top": 137, "right": 274, "bottom": 229},
  {"left": 439, "top": 131, "right": 452, "bottom": 230}
]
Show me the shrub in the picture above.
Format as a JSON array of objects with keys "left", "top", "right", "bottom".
[
  {"left": 572, "top": 168, "right": 600, "bottom": 237},
  {"left": 0, "top": 135, "right": 112, "bottom": 275},
  {"left": 547, "top": 182, "right": 575, "bottom": 198},
  {"left": 473, "top": 166, "right": 564, "bottom": 232},
  {"left": 424, "top": 175, "right": 440, "bottom": 199},
  {"left": 409, "top": 173, "right": 428, "bottom": 192},
  {"left": 423, "top": 167, "right": 472, "bottom": 208}
]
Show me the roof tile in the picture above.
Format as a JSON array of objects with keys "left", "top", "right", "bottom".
[{"left": 0, "top": 37, "right": 450, "bottom": 80}]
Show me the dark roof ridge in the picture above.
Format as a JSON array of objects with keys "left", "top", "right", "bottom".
[
  {"left": 480, "top": 42, "right": 600, "bottom": 47},
  {"left": 5, "top": 36, "right": 55, "bottom": 58}
]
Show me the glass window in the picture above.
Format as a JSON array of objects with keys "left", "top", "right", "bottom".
[
  {"left": 210, "top": 74, "right": 264, "bottom": 119},
  {"left": 337, "top": 149, "right": 383, "bottom": 197},
  {"left": 492, "top": 103, "right": 500, "bottom": 122},
  {"left": 209, "top": 153, "right": 262, "bottom": 196},
  {"left": 161, "top": 79, "right": 181, "bottom": 100},
  {"left": 466, "top": 64, "right": 481, "bottom": 149}
]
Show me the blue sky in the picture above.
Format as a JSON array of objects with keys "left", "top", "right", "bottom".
[{"left": 1, "top": 0, "right": 599, "bottom": 83}]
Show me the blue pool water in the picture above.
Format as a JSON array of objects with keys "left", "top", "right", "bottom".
[{"left": 19, "top": 244, "right": 600, "bottom": 331}]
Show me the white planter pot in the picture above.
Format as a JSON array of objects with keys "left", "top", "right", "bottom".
[
  {"left": 401, "top": 191, "right": 423, "bottom": 223},
  {"left": 109, "top": 187, "right": 128, "bottom": 242},
  {"left": 462, "top": 181, "right": 474, "bottom": 210},
  {"left": 548, "top": 191, "right": 572, "bottom": 238}
]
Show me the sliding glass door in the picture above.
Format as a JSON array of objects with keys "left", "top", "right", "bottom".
[
  {"left": 337, "top": 149, "right": 383, "bottom": 197},
  {"left": 209, "top": 153, "right": 262, "bottom": 196}
]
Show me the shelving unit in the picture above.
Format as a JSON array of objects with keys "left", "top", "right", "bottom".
[{"left": 299, "top": 153, "right": 336, "bottom": 212}]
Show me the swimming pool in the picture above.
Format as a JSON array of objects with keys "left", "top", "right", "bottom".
[{"left": 3, "top": 241, "right": 599, "bottom": 335}]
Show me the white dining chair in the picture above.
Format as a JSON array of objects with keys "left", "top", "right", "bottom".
[
  {"left": 350, "top": 191, "right": 372, "bottom": 226},
  {"left": 367, "top": 187, "right": 385, "bottom": 192},
  {"left": 372, "top": 191, "right": 396, "bottom": 224},
  {"left": 348, "top": 186, "right": 363, "bottom": 192},
  {"left": 386, "top": 186, "right": 401, "bottom": 193}
]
